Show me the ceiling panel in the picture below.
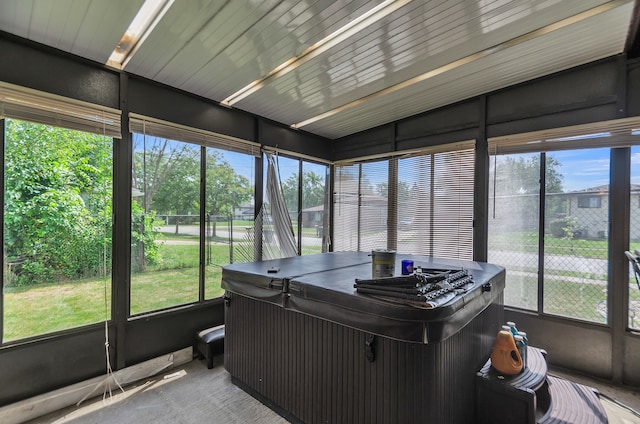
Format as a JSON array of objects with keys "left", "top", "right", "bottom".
[
  {"left": 0, "top": 0, "right": 33, "bottom": 38},
  {"left": 123, "top": 0, "right": 231, "bottom": 81},
  {"left": 0, "top": 0, "right": 635, "bottom": 140},
  {"left": 70, "top": 0, "right": 144, "bottom": 63},
  {"left": 236, "top": 0, "right": 613, "bottom": 126},
  {"left": 308, "top": 1, "right": 633, "bottom": 139},
  {"left": 0, "top": 0, "right": 142, "bottom": 64},
  {"left": 179, "top": 0, "right": 380, "bottom": 101}
]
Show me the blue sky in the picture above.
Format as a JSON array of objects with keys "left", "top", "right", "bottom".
[
  {"left": 552, "top": 146, "right": 640, "bottom": 191},
  {"left": 134, "top": 133, "right": 640, "bottom": 193},
  {"left": 202, "top": 147, "right": 640, "bottom": 194},
  {"left": 549, "top": 148, "right": 611, "bottom": 192}
]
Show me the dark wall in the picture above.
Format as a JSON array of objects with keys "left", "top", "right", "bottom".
[
  {"left": 628, "top": 58, "right": 640, "bottom": 116},
  {"left": 0, "top": 327, "right": 110, "bottom": 405},
  {"left": 486, "top": 58, "right": 620, "bottom": 137},
  {"left": 259, "top": 120, "right": 331, "bottom": 161},
  {"left": 0, "top": 34, "right": 119, "bottom": 109},
  {"left": 127, "top": 77, "right": 332, "bottom": 160},
  {"left": 333, "top": 125, "right": 394, "bottom": 161},
  {"left": 128, "top": 77, "right": 257, "bottom": 143},
  {"left": 396, "top": 98, "right": 480, "bottom": 150}
]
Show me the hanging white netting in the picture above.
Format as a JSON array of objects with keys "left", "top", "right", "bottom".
[{"left": 235, "top": 153, "right": 297, "bottom": 262}]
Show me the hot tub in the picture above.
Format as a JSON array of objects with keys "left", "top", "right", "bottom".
[{"left": 222, "top": 252, "right": 505, "bottom": 424}]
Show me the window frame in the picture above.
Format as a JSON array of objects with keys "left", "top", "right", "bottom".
[{"left": 578, "top": 196, "right": 602, "bottom": 208}]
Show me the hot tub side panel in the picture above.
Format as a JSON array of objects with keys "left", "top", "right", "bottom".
[{"left": 224, "top": 293, "right": 504, "bottom": 424}]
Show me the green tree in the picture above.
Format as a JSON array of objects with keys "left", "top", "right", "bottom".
[
  {"left": 131, "top": 136, "right": 197, "bottom": 269},
  {"left": 4, "top": 119, "right": 112, "bottom": 285},
  {"left": 206, "top": 150, "right": 251, "bottom": 236},
  {"left": 151, "top": 150, "right": 200, "bottom": 234},
  {"left": 282, "top": 170, "right": 326, "bottom": 211},
  {"left": 132, "top": 137, "right": 199, "bottom": 212},
  {"left": 302, "top": 171, "right": 325, "bottom": 209},
  {"left": 281, "top": 173, "right": 299, "bottom": 216},
  {"left": 492, "top": 154, "right": 564, "bottom": 231},
  {"left": 494, "top": 155, "right": 563, "bottom": 196},
  {"left": 375, "top": 181, "right": 411, "bottom": 203}
]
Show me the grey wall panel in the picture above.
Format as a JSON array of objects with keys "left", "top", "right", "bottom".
[
  {"left": 124, "top": 302, "right": 223, "bottom": 366},
  {"left": 623, "top": 334, "right": 640, "bottom": 386},
  {"left": 396, "top": 128, "right": 479, "bottom": 152},
  {"left": 0, "top": 326, "right": 112, "bottom": 406},
  {"left": 487, "top": 58, "right": 618, "bottom": 126},
  {"left": 128, "top": 77, "right": 257, "bottom": 142},
  {"left": 396, "top": 99, "right": 479, "bottom": 141},
  {"left": 487, "top": 103, "right": 619, "bottom": 139},
  {"left": 628, "top": 60, "right": 640, "bottom": 117},
  {"left": 259, "top": 120, "right": 331, "bottom": 161},
  {"left": 0, "top": 302, "right": 223, "bottom": 406},
  {"left": 0, "top": 33, "right": 119, "bottom": 109},
  {"left": 505, "top": 310, "right": 612, "bottom": 379},
  {"left": 333, "top": 125, "right": 394, "bottom": 161}
]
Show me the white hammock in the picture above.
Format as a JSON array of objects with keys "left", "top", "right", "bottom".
[{"left": 235, "top": 153, "right": 298, "bottom": 262}]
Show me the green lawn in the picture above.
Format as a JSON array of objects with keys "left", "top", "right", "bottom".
[
  {"left": 4, "top": 229, "right": 640, "bottom": 342},
  {"left": 3, "top": 240, "right": 231, "bottom": 341},
  {"left": 504, "top": 271, "right": 640, "bottom": 324},
  {"left": 489, "top": 231, "right": 616, "bottom": 259}
]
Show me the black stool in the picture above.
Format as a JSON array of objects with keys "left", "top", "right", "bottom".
[{"left": 194, "top": 324, "right": 225, "bottom": 369}]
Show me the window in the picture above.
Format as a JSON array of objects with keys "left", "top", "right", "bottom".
[
  {"left": 129, "top": 114, "right": 260, "bottom": 313},
  {"left": 578, "top": 196, "right": 602, "bottom": 208},
  {"left": 490, "top": 147, "right": 611, "bottom": 323},
  {"left": 1, "top": 83, "right": 119, "bottom": 343},
  {"left": 275, "top": 155, "right": 300, "bottom": 250},
  {"left": 334, "top": 141, "right": 474, "bottom": 259},
  {"left": 334, "top": 160, "right": 389, "bottom": 252},
  {"left": 204, "top": 148, "right": 254, "bottom": 299},
  {"left": 130, "top": 134, "right": 200, "bottom": 314},
  {"left": 543, "top": 149, "right": 609, "bottom": 322},
  {"left": 301, "top": 161, "right": 330, "bottom": 255},
  {"left": 485, "top": 118, "right": 640, "bottom": 324},
  {"left": 3, "top": 120, "right": 113, "bottom": 342},
  {"left": 261, "top": 154, "right": 330, "bottom": 257},
  {"left": 396, "top": 146, "right": 474, "bottom": 259},
  {"left": 629, "top": 146, "right": 640, "bottom": 330},
  {"left": 488, "top": 153, "right": 540, "bottom": 310},
  {"left": 333, "top": 163, "right": 361, "bottom": 252}
]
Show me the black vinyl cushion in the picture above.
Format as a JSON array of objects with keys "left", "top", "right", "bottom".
[{"left": 195, "top": 324, "right": 225, "bottom": 369}]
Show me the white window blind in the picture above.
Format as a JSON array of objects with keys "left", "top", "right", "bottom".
[
  {"left": 333, "top": 160, "right": 391, "bottom": 252},
  {"left": 0, "top": 81, "right": 121, "bottom": 138},
  {"left": 334, "top": 140, "right": 474, "bottom": 259},
  {"left": 359, "top": 160, "right": 389, "bottom": 251},
  {"left": 333, "top": 163, "right": 361, "bottom": 252},
  {"left": 396, "top": 142, "right": 475, "bottom": 260},
  {"left": 489, "top": 116, "right": 640, "bottom": 155},
  {"left": 129, "top": 113, "right": 260, "bottom": 156}
]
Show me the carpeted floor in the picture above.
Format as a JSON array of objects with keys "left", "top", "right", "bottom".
[
  {"left": 27, "top": 355, "right": 287, "bottom": 424},
  {"left": 549, "top": 367, "right": 640, "bottom": 424},
  {"left": 27, "top": 355, "right": 640, "bottom": 424}
]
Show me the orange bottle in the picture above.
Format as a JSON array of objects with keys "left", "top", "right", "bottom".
[{"left": 490, "top": 330, "right": 523, "bottom": 375}]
